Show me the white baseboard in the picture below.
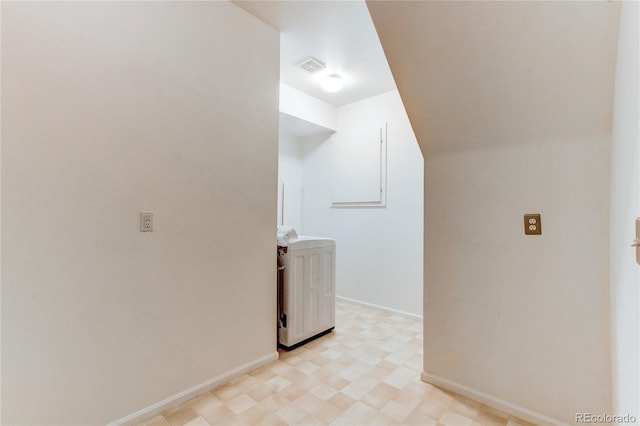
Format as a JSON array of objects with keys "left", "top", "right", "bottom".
[
  {"left": 336, "top": 295, "right": 423, "bottom": 320},
  {"left": 109, "top": 352, "right": 279, "bottom": 426},
  {"left": 421, "top": 371, "right": 565, "bottom": 425}
]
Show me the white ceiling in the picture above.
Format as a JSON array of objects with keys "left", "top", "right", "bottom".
[{"left": 234, "top": 0, "right": 396, "bottom": 106}]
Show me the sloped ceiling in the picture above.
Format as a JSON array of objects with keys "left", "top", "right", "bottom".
[{"left": 366, "top": 1, "right": 620, "bottom": 156}]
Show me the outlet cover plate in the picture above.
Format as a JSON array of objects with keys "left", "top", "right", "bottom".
[{"left": 524, "top": 214, "right": 541, "bottom": 235}]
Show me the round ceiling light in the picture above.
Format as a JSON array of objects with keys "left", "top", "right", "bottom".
[{"left": 322, "top": 74, "right": 344, "bottom": 92}]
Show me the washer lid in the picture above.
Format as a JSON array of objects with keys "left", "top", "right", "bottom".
[
  {"left": 277, "top": 226, "right": 298, "bottom": 247},
  {"left": 289, "top": 236, "right": 335, "bottom": 250}
]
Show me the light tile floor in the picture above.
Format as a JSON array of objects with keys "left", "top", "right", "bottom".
[{"left": 141, "top": 300, "right": 534, "bottom": 426}]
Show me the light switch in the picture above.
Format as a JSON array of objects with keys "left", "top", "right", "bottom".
[
  {"left": 140, "top": 212, "right": 153, "bottom": 232},
  {"left": 524, "top": 214, "right": 541, "bottom": 235}
]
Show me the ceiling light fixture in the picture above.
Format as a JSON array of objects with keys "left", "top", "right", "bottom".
[{"left": 322, "top": 74, "right": 344, "bottom": 92}]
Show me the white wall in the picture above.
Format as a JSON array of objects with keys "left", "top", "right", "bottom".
[
  {"left": 279, "top": 133, "right": 303, "bottom": 188},
  {"left": 368, "top": 1, "right": 619, "bottom": 423},
  {"left": 277, "top": 84, "right": 337, "bottom": 231},
  {"left": 1, "top": 2, "right": 279, "bottom": 424},
  {"left": 610, "top": 0, "right": 640, "bottom": 420},
  {"left": 422, "top": 137, "right": 611, "bottom": 423},
  {"left": 302, "top": 90, "right": 424, "bottom": 317},
  {"left": 278, "top": 132, "right": 304, "bottom": 230}
]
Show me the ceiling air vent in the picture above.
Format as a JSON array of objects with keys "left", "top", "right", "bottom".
[{"left": 297, "top": 57, "right": 326, "bottom": 73}]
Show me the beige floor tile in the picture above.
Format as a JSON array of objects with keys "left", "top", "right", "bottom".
[
  {"left": 311, "top": 401, "right": 344, "bottom": 423},
  {"left": 341, "top": 376, "right": 380, "bottom": 400},
  {"left": 309, "top": 354, "right": 332, "bottom": 367},
  {"left": 229, "top": 374, "right": 258, "bottom": 393},
  {"left": 308, "top": 368, "right": 332, "bottom": 383},
  {"left": 139, "top": 300, "right": 529, "bottom": 426},
  {"left": 330, "top": 412, "right": 360, "bottom": 426},
  {"left": 202, "top": 405, "right": 237, "bottom": 426},
  {"left": 327, "top": 391, "right": 357, "bottom": 411},
  {"left": 295, "top": 393, "right": 325, "bottom": 412},
  {"left": 385, "top": 350, "right": 415, "bottom": 365},
  {"left": 297, "top": 413, "right": 326, "bottom": 425},
  {"left": 298, "top": 375, "right": 323, "bottom": 391},
  {"left": 360, "top": 382, "right": 400, "bottom": 411},
  {"left": 364, "top": 412, "right": 396, "bottom": 425},
  {"left": 182, "top": 416, "right": 210, "bottom": 426},
  {"left": 368, "top": 365, "right": 394, "bottom": 381},
  {"left": 162, "top": 406, "right": 199, "bottom": 426},
  {"left": 258, "top": 393, "right": 291, "bottom": 413},
  {"left": 404, "top": 353, "right": 424, "bottom": 370},
  {"left": 210, "top": 383, "right": 242, "bottom": 403},
  {"left": 279, "top": 383, "right": 306, "bottom": 401},
  {"left": 403, "top": 380, "right": 435, "bottom": 398},
  {"left": 358, "top": 352, "right": 383, "bottom": 366},
  {"left": 449, "top": 397, "right": 480, "bottom": 419},
  {"left": 427, "top": 386, "right": 456, "bottom": 407},
  {"left": 265, "top": 375, "right": 293, "bottom": 392},
  {"left": 245, "top": 382, "right": 276, "bottom": 403},
  {"left": 269, "top": 361, "right": 293, "bottom": 374},
  {"left": 225, "top": 394, "right": 256, "bottom": 415},
  {"left": 248, "top": 367, "right": 276, "bottom": 383},
  {"left": 275, "top": 403, "right": 308, "bottom": 424},
  {"left": 256, "top": 413, "right": 287, "bottom": 426},
  {"left": 383, "top": 365, "right": 418, "bottom": 389},
  {"left": 440, "top": 409, "right": 475, "bottom": 426},
  {"left": 297, "top": 360, "right": 320, "bottom": 375},
  {"left": 187, "top": 394, "right": 223, "bottom": 417},
  {"left": 320, "top": 348, "right": 343, "bottom": 360},
  {"left": 379, "top": 399, "right": 412, "bottom": 423},
  {"left": 238, "top": 404, "right": 271, "bottom": 424},
  {"left": 325, "top": 375, "right": 351, "bottom": 392},
  {"left": 375, "top": 359, "right": 399, "bottom": 372},
  {"left": 337, "top": 366, "right": 365, "bottom": 382},
  {"left": 138, "top": 415, "right": 171, "bottom": 426},
  {"left": 394, "top": 394, "right": 422, "bottom": 413},
  {"left": 411, "top": 399, "right": 448, "bottom": 421},
  {"left": 309, "top": 383, "right": 339, "bottom": 401},
  {"left": 342, "top": 401, "right": 377, "bottom": 423},
  {"left": 403, "top": 410, "right": 439, "bottom": 426},
  {"left": 476, "top": 408, "right": 510, "bottom": 426}
]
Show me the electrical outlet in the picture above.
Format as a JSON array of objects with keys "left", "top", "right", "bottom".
[
  {"left": 140, "top": 212, "right": 153, "bottom": 232},
  {"left": 524, "top": 214, "right": 541, "bottom": 235}
]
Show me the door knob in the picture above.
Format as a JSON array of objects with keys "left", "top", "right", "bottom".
[{"left": 635, "top": 218, "right": 640, "bottom": 266}]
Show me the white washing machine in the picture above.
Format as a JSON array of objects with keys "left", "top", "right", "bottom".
[{"left": 277, "top": 228, "right": 335, "bottom": 350}]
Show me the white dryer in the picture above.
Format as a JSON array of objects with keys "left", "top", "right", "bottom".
[{"left": 277, "top": 228, "right": 335, "bottom": 350}]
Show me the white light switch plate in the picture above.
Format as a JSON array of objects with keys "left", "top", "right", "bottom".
[{"left": 140, "top": 212, "right": 153, "bottom": 232}]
